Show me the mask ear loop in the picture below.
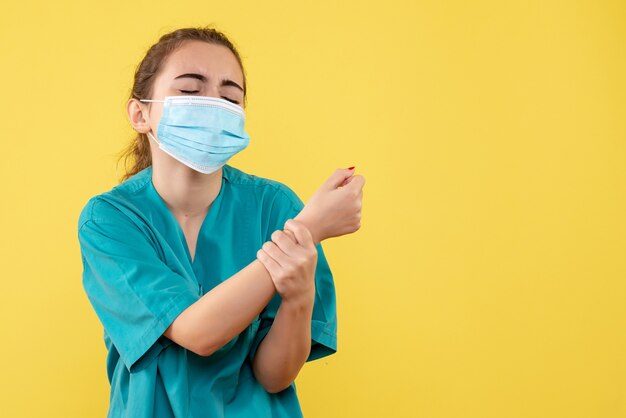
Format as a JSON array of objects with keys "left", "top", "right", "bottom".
[
  {"left": 148, "top": 132, "right": 161, "bottom": 146},
  {"left": 138, "top": 98, "right": 163, "bottom": 145},
  {"left": 147, "top": 131, "right": 161, "bottom": 145}
]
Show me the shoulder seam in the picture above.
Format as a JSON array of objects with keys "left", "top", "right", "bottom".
[
  {"left": 275, "top": 186, "right": 304, "bottom": 212},
  {"left": 228, "top": 173, "right": 304, "bottom": 210},
  {"left": 78, "top": 196, "right": 138, "bottom": 232},
  {"left": 78, "top": 197, "right": 97, "bottom": 231}
]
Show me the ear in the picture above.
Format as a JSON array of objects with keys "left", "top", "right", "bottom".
[{"left": 127, "top": 98, "right": 151, "bottom": 134}]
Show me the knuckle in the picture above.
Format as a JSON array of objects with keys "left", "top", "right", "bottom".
[
  {"left": 285, "top": 265, "right": 297, "bottom": 277},
  {"left": 275, "top": 234, "right": 288, "bottom": 247}
]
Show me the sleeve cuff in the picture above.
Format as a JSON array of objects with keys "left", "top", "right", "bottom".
[
  {"left": 307, "top": 319, "right": 337, "bottom": 362},
  {"left": 124, "top": 290, "right": 200, "bottom": 372}
]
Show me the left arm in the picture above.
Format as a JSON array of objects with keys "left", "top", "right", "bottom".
[
  {"left": 251, "top": 294, "right": 314, "bottom": 393},
  {"left": 253, "top": 220, "right": 318, "bottom": 393},
  {"left": 251, "top": 167, "right": 366, "bottom": 392}
]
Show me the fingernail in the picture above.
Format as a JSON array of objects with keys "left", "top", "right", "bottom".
[{"left": 347, "top": 166, "right": 355, "bottom": 170}]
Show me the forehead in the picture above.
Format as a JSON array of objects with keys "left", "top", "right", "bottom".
[{"left": 158, "top": 40, "right": 243, "bottom": 84}]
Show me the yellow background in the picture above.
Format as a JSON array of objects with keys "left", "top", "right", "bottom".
[{"left": 1, "top": 0, "right": 625, "bottom": 417}]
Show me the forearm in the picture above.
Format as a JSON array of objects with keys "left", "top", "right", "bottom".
[
  {"left": 251, "top": 296, "right": 314, "bottom": 393},
  {"left": 165, "top": 258, "right": 276, "bottom": 356},
  {"left": 166, "top": 210, "right": 322, "bottom": 357}
]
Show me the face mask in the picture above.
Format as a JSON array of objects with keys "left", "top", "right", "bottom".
[{"left": 139, "top": 95, "right": 250, "bottom": 174}]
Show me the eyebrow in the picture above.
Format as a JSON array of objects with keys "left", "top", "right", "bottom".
[{"left": 173, "top": 73, "right": 244, "bottom": 92}]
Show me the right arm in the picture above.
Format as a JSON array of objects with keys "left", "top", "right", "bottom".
[
  {"left": 165, "top": 167, "right": 363, "bottom": 357},
  {"left": 163, "top": 257, "right": 275, "bottom": 356}
]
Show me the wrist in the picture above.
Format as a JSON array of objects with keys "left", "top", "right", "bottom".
[
  {"left": 293, "top": 212, "right": 322, "bottom": 245},
  {"left": 281, "top": 289, "right": 315, "bottom": 314}
]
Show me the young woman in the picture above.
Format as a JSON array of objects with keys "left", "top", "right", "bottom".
[{"left": 77, "top": 26, "right": 365, "bottom": 417}]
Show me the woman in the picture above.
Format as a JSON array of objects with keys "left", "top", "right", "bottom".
[{"left": 77, "top": 26, "right": 365, "bottom": 417}]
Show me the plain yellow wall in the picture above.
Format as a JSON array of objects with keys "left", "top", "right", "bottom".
[{"left": 1, "top": 0, "right": 625, "bottom": 417}]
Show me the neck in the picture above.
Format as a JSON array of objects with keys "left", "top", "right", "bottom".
[{"left": 151, "top": 160, "right": 222, "bottom": 218}]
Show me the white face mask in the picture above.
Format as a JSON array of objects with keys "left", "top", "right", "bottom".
[{"left": 140, "top": 95, "right": 250, "bottom": 174}]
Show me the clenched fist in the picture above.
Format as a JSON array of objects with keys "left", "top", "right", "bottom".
[{"left": 296, "top": 167, "right": 365, "bottom": 244}]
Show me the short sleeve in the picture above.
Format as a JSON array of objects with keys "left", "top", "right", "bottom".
[
  {"left": 77, "top": 198, "right": 201, "bottom": 372},
  {"left": 248, "top": 185, "right": 338, "bottom": 362}
]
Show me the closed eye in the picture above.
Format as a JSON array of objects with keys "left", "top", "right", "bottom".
[{"left": 179, "top": 90, "right": 239, "bottom": 105}]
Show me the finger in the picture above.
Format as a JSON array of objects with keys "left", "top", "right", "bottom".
[
  {"left": 261, "top": 241, "right": 290, "bottom": 268},
  {"left": 273, "top": 228, "right": 297, "bottom": 245},
  {"left": 323, "top": 167, "right": 356, "bottom": 191},
  {"left": 270, "top": 229, "right": 298, "bottom": 255},
  {"left": 339, "top": 175, "right": 357, "bottom": 187},
  {"left": 344, "top": 174, "right": 365, "bottom": 192},
  {"left": 284, "top": 219, "right": 315, "bottom": 250},
  {"left": 283, "top": 228, "right": 297, "bottom": 242},
  {"left": 256, "top": 249, "right": 282, "bottom": 281}
]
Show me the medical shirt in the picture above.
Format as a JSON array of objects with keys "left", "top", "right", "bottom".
[{"left": 77, "top": 164, "right": 337, "bottom": 418}]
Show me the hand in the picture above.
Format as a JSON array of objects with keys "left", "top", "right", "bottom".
[
  {"left": 296, "top": 168, "right": 365, "bottom": 243},
  {"left": 256, "top": 219, "right": 318, "bottom": 305}
]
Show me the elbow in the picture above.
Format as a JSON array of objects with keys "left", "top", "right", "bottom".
[
  {"left": 260, "top": 379, "right": 293, "bottom": 394},
  {"left": 196, "top": 334, "right": 234, "bottom": 357},
  {"left": 197, "top": 343, "right": 220, "bottom": 357},
  {"left": 180, "top": 323, "right": 232, "bottom": 357},
  {"left": 193, "top": 345, "right": 213, "bottom": 357},
  {"left": 165, "top": 316, "right": 224, "bottom": 357},
  {"left": 194, "top": 338, "right": 223, "bottom": 357},
  {"left": 182, "top": 340, "right": 212, "bottom": 357},
  {"left": 173, "top": 334, "right": 219, "bottom": 357},
  {"left": 252, "top": 360, "right": 294, "bottom": 393}
]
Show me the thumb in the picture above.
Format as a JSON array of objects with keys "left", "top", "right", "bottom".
[
  {"left": 323, "top": 167, "right": 355, "bottom": 190},
  {"left": 339, "top": 175, "right": 357, "bottom": 188}
]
